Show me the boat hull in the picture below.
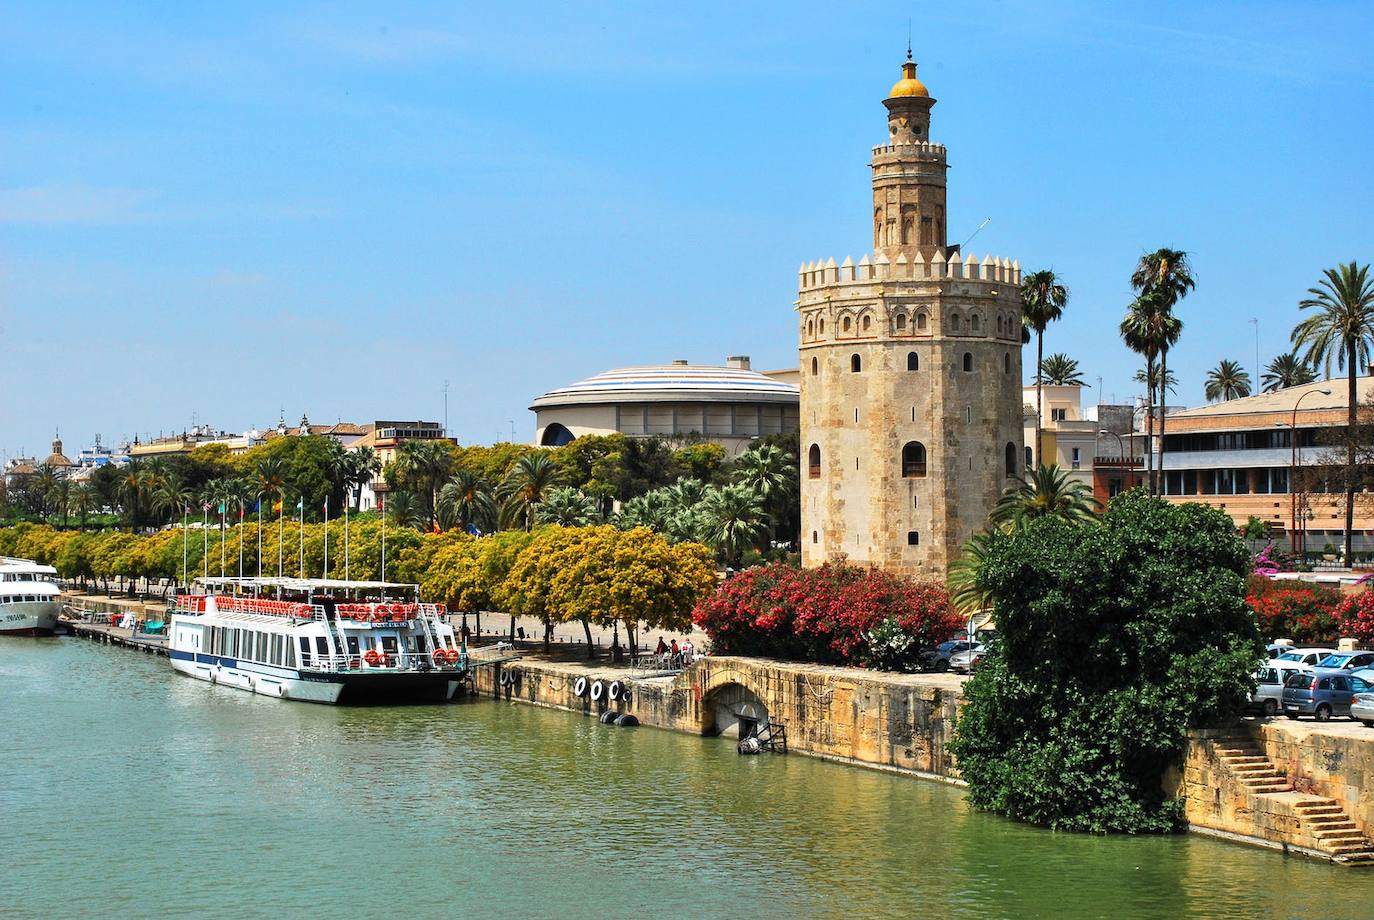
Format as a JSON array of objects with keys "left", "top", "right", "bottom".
[
  {"left": 170, "top": 651, "right": 462, "bottom": 705},
  {"left": 0, "top": 602, "right": 60, "bottom": 636}
]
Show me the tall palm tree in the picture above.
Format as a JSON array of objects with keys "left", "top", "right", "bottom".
[
  {"left": 31, "top": 464, "right": 61, "bottom": 523},
  {"left": 988, "top": 464, "right": 1103, "bottom": 530},
  {"left": 437, "top": 470, "right": 497, "bottom": 533},
  {"left": 1120, "top": 293, "right": 1180, "bottom": 495},
  {"left": 1020, "top": 269, "right": 1069, "bottom": 467},
  {"left": 323, "top": 440, "right": 351, "bottom": 511},
  {"left": 1292, "top": 261, "right": 1374, "bottom": 563},
  {"left": 394, "top": 439, "right": 454, "bottom": 528},
  {"left": 383, "top": 490, "right": 426, "bottom": 530},
  {"left": 1204, "top": 359, "right": 1252, "bottom": 402},
  {"left": 698, "top": 483, "right": 768, "bottom": 566},
  {"left": 1261, "top": 352, "right": 1316, "bottom": 392},
  {"left": 346, "top": 447, "right": 381, "bottom": 511},
  {"left": 1133, "top": 365, "right": 1178, "bottom": 398},
  {"left": 729, "top": 443, "right": 795, "bottom": 539},
  {"left": 948, "top": 532, "right": 996, "bottom": 615},
  {"left": 535, "top": 486, "right": 600, "bottom": 526},
  {"left": 118, "top": 460, "right": 154, "bottom": 529},
  {"left": 1131, "top": 249, "right": 1195, "bottom": 495},
  {"left": 70, "top": 481, "right": 102, "bottom": 528},
  {"left": 499, "top": 451, "right": 563, "bottom": 530},
  {"left": 151, "top": 471, "right": 194, "bottom": 523},
  {"left": 1037, "top": 353, "right": 1086, "bottom": 386}
]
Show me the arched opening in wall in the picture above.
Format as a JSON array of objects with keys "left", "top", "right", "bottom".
[
  {"left": 811, "top": 356, "right": 818, "bottom": 376},
  {"left": 1005, "top": 442, "right": 1018, "bottom": 476},
  {"left": 702, "top": 682, "right": 769, "bottom": 738},
  {"left": 917, "top": 313, "right": 928, "bottom": 331},
  {"left": 808, "top": 444, "right": 821, "bottom": 479},
  {"left": 950, "top": 315, "right": 960, "bottom": 333},
  {"left": 971, "top": 314, "right": 981, "bottom": 333},
  {"left": 842, "top": 316, "right": 852, "bottom": 333},
  {"left": 907, "top": 352, "right": 919, "bottom": 371},
  {"left": 901, "top": 205, "right": 916, "bottom": 245},
  {"left": 806, "top": 319, "right": 814, "bottom": 338},
  {"left": 895, "top": 314, "right": 907, "bottom": 332},
  {"left": 1025, "top": 446, "right": 1034, "bottom": 470},
  {"left": 812, "top": 530, "right": 818, "bottom": 544},
  {"left": 539, "top": 423, "right": 575, "bottom": 447},
  {"left": 862, "top": 314, "right": 872, "bottom": 332},
  {"left": 851, "top": 354, "right": 862, "bottom": 373},
  {"left": 818, "top": 318, "right": 825, "bottom": 334},
  {"left": 963, "top": 353, "right": 973, "bottom": 372},
  {"left": 996, "top": 316, "right": 1003, "bottom": 334},
  {"left": 901, "top": 441, "right": 927, "bottom": 478}
]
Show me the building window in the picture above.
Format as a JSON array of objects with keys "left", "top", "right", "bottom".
[
  {"left": 808, "top": 444, "right": 821, "bottom": 479},
  {"left": 896, "top": 314, "right": 907, "bottom": 331},
  {"left": 862, "top": 315, "right": 872, "bottom": 332},
  {"left": 818, "top": 318, "right": 825, "bottom": 334},
  {"left": 917, "top": 313, "right": 928, "bottom": 331},
  {"left": 812, "top": 530, "right": 818, "bottom": 544},
  {"left": 1005, "top": 443, "right": 1017, "bottom": 476},
  {"left": 963, "top": 353, "right": 973, "bottom": 372},
  {"left": 851, "top": 354, "right": 862, "bottom": 373},
  {"left": 843, "top": 316, "right": 852, "bottom": 333},
  {"left": 1071, "top": 447, "right": 1081, "bottom": 470},
  {"left": 907, "top": 531, "right": 920, "bottom": 546},
  {"left": 1051, "top": 408, "right": 1067, "bottom": 422},
  {"left": 807, "top": 320, "right": 814, "bottom": 337},
  {"left": 811, "top": 356, "right": 818, "bottom": 375},
  {"left": 971, "top": 314, "right": 981, "bottom": 333},
  {"left": 950, "top": 315, "right": 960, "bottom": 333},
  {"left": 907, "top": 352, "right": 918, "bottom": 371},
  {"left": 901, "top": 441, "right": 927, "bottom": 477},
  {"left": 1025, "top": 446, "right": 1033, "bottom": 469},
  {"left": 1004, "top": 353, "right": 1011, "bottom": 374}
]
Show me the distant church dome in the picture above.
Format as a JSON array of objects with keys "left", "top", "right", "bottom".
[{"left": 887, "top": 57, "right": 929, "bottom": 99}]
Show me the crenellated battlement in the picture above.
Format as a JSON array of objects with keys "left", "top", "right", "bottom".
[
  {"left": 871, "top": 140, "right": 946, "bottom": 158},
  {"left": 797, "top": 251, "right": 1020, "bottom": 292}
]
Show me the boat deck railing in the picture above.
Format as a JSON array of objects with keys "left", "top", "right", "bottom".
[{"left": 300, "top": 652, "right": 468, "bottom": 674}]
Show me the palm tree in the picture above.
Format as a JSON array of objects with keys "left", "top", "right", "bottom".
[
  {"left": 698, "top": 483, "right": 768, "bottom": 566},
  {"left": 730, "top": 443, "right": 795, "bottom": 539},
  {"left": 383, "top": 490, "right": 426, "bottom": 530},
  {"left": 31, "top": 464, "right": 61, "bottom": 523},
  {"left": 1120, "top": 293, "right": 1180, "bottom": 495},
  {"left": 1133, "top": 365, "right": 1178, "bottom": 398},
  {"left": 1037, "top": 353, "right": 1086, "bottom": 386},
  {"left": 947, "top": 532, "right": 995, "bottom": 615},
  {"left": 1204, "top": 359, "right": 1252, "bottom": 402},
  {"left": 323, "top": 440, "right": 351, "bottom": 511},
  {"left": 151, "top": 471, "right": 194, "bottom": 523},
  {"left": 989, "top": 464, "right": 1102, "bottom": 530},
  {"left": 393, "top": 440, "right": 454, "bottom": 529},
  {"left": 346, "top": 447, "right": 381, "bottom": 511},
  {"left": 535, "top": 487, "right": 600, "bottom": 526},
  {"left": 1131, "top": 248, "right": 1195, "bottom": 495},
  {"left": 1292, "top": 261, "right": 1374, "bottom": 563},
  {"left": 1261, "top": 352, "right": 1316, "bottom": 392},
  {"left": 70, "top": 481, "right": 101, "bottom": 528},
  {"left": 499, "top": 452, "right": 563, "bottom": 530},
  {"left": 118, "top": 460, "right": 154, "bottom": 528},
  {"left": 1020, "top": 269, "right": 1069, "bottom": 467},
  {"left": 617, "top": 491, "right": 672, "bottom": 532},
  {"left": 437, "top": 470, "right": 497, "bottom": 533}
]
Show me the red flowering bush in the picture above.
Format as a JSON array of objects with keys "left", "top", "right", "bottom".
[
  {"left": 1245, "top": 575, "right": 1341, "bottom": 644},
  {"left": 1335, "top": 589, "right": 1374, "bottom": 648},
  {"left": 692, "top": 561, "right": 961, "bottom": 670}
]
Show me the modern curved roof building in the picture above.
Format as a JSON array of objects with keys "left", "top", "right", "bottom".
[{"left": 530, "top": 356, "right": 799, "bottom": 454}]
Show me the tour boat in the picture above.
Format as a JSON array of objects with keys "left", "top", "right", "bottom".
[
  {"left": 167, "top": 576, "right": 469, "bottom": 704},
  {"left": 0, "top": 557, "right": 61, "bottom": 636}
]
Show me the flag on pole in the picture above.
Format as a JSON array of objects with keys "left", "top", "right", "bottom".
[{"left": 272, "top": 498, "right": 283, "bottom": 514}]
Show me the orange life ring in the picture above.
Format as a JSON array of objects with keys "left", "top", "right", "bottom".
[
  {"left": 446, "top": 647, "right": 462, "bottom": 664},
  {"left": 431, "top": 649, "right": 450, "bottom": 667},
  {"left": 363, "top": 649, "right": 382, "bottom": 666}
]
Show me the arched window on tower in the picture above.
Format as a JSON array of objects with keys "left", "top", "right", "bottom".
[
  {"left": 963, "top": 353, "right": 973, "bottom": 372},
  {"left": 862, "top": 314, "right": 872, "bottom": 332},
  {"left": 971, "top": 314, "right": 981, "bottom": 333},
  {"left": 901, "top": 206, "right": 916, "bottom": 245},
  {"left": 901, "top": 441, "right": 927, "bottom": 478},
  {"left": 808, "top": 444, "right": 821, "bottom": 479},
  {"left": 811, "top": 356, "right": 819, "bottom": 376},
  {"left": 851, "top": 354, "right": 862, "bottom": 373},
  {"left": 917, "top": 313, "right": 928, "bottom": 331},
  {"left": 950, "top": 315, "right": 960, "bottom": 333},
  {"left": 1005, "top": 442, "right": 1018, "bottom": 477},
  {"left": 907, "top": 352, "right": 919, "bottom": 371},
  {"left": 895, "top": 314, "right": 907, "bottom": 332},
  {"left": 1003, "top": 353, "right": 1011, "bottom": 374},
  {"left": 843, "top": 316, "right": 852, "bottom": 333},
  {"left": 807, "top": 319, "right": 814, "bottom": 338},
  {"left": 818, "top": 318, "right": 825, "bottom": 334}
]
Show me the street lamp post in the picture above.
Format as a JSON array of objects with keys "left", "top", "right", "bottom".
[{"left": 1288, "top": 388, "right": 1333, "bottom": 557}]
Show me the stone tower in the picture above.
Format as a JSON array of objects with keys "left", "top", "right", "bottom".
[{"left": 797, "top": 55, "right": 1025, "bottom": 577}]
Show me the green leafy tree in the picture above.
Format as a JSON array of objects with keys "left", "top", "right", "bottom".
[
  {"left": 1020, "top": 269, "right": 1069, "bottom": 467},
  {"left": 1204, "top": 358, "right": 1252, "bottom": 402},
  {"left": 698, "top": 483, "right": 767, "bottom": 565},
  {"left": 390, "top": 439, "right": 454, "bottom": 529},
  {"left": 535, "top": 486, "right": 600, "bottom": 526},
  {"left": 1261, "top": 352, "right": 1315, "bottom": 392},
  {"left": 1037, "top": 352, "right": 1086, "bottom": 386},
  {"left": 1292, "top": 261, "right": 1374, "bottom": 564},
  {"left": 499, "top": 451, "right": 563, "bottom": 530},
  {"left": 950, "top": 491, "right": 1262, "bottom": 833}
]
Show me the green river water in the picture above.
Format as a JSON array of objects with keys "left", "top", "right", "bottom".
[{"left": 4, "top": 637, "right": 1374, "bottom": 920}]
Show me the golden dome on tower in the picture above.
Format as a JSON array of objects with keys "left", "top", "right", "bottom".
[{"left": 887, "top": 57, "right": 929, "bottom": 98}]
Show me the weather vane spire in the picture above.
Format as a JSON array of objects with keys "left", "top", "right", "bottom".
[{"left": 907, "top": 20, "right": 912, "bottom": 61}]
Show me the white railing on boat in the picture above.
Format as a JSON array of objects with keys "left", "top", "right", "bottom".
[{"left": 300, "top": 652, "right": 468, "bottom": 673}]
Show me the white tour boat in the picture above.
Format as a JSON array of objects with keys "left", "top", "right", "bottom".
[
  {"left": 167, "top": 576, "right": 469, "bottom": 704},
  {"left": 0, "top": 557, "right": 61, "bottom": 636}
]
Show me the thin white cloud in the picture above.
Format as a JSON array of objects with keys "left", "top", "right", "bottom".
[{"left": 0, "top": 185, "right": 151, "bottom": 225}]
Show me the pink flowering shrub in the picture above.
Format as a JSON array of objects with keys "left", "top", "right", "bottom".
[
  {"left": 692, "top": 561, "right": 961, "bottom": 669},
  {"left": 1335, "top": 589, "right": 1374, "bottom": 648}
]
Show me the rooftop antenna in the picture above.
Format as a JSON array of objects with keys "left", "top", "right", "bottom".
[
  {"left": 443, "top": 380, "right": 450, "bottom": 434},
  {"left": 907, "top": 21, "right": 912, "bottom": 61},
  {"left": 960, "top": 217, "right": 992, "bottom": 249}
]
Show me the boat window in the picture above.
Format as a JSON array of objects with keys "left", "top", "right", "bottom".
[
  {"left": 381, "top": 636, "right": 399, "bottom": 654},
  {"left": 315, "top": 636, "right": 330, "bottom": 658},
  {"left": 346, "top": 636, "right": 360, "bottom": 656},
  {"left": 298, "top": 636, "right": 312, "bottom": 666}
]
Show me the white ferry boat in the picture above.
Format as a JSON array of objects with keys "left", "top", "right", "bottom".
[
  {"left": 0, "top": 557, "right": 61, "bottom": 636},
  {"left": 168, "top": 577, "right": 469, "bottom": 704}
]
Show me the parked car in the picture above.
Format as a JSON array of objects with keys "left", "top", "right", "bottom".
[
  {"left": 922, "top": 639, "right": 977, "bottom": 672},
  {"left": 1248, "top": 666, "right": 1285, "bottom": 716},
  {"left": 1312, "top": 651, "right": 1374, "bottom": 672},
  {"left": 1265, "top": 643, "right": 1291, "bottom": 659},
  {"left": 1270, "top": 648, "right": 1339, "bottom": 675},
  {"left": 949, "top": 644, "right": 985, "bottom": 674},
  {"left": 1282, "top": 670, "right": 1372, "bottom": 720},
  {"left": 1352, "top": 690, "right": 1374, "bottom": 727}
]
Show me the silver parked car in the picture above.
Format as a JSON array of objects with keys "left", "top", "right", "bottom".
[
  {"left": 949, "top": 644, "right": 985, "bottom": 674},
  {"left": 1312, "top": 651, "right": 1374, "bottom": 672},
  {"left": 1248, "top": 666, "right": 1285, "bottom": 717},
  {"left": 1352, "top": 689, "right": 1374, "bottom": 727}
]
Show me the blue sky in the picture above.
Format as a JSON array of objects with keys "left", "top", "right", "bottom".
[{"left": 3, "top": 1, "right": 1372, "bottom": 460}]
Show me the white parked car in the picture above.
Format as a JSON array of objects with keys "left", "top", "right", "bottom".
[{"left": 1270, "top": 647, "right": 1339, "bottom": 675}]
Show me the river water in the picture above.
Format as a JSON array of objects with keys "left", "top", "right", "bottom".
[{"left": 4, "top": 638, "right": 1373, "bottom": 920}]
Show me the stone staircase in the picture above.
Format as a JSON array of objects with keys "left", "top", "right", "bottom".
[{"left": 1214, "top": 732, "right": 1374, "bottom": 865}]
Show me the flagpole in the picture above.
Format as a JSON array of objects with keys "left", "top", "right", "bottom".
[
  {"left": 238, "top": 499, "right": 244, "bottom": 580},
  {"left": 344, "top": 500, "right": 350, "bottom": 582},
  {"left": 181, "top": 504, "right": 188, "bottom": 587},
  {"left": 202, "top": 505, "right": 208, "bottom": 578},
  {"left": 323, "top": 495, "right": 329, "bottom": 579},
  {"left": 277, "top": 496, "right": 284, "bottom": 578},
  {"left": 219, "top": 502, "right": 226, "bottom": 578},
  {"left": 381, "top": 495, "right": 386, "bottom": 584},
  {"left": 298, "top": 496, "right": 304, "bottom": 579},
  {"left": 256, "top": 493, "right": 263, "bottom": 579}
]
